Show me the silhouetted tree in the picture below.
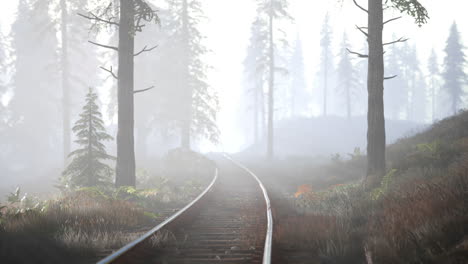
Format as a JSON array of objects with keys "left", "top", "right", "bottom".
[
  {"left": 442, "top": 22, "right": 467, "bottom": 115},
  {"left": 62, "top": 88, "right": 114, "bottom": 187},
  {"left": 428, "top": 49, "right": 440, "bottom": 122},
  {"left": 60, "top": 0, "right": 101, "bottom": 164},
  {"left": 336, "top": 32, "right": 359, "bottom": 119},
  {"left": 80, "top": 0, "right": 159, "bottom": 187},
  {"left": 320, "top": 13, "right": 333, "bottom": 117},
  {"left": 9, "top": 0, "right": 60, "bottom": 171},
  {"left": 244, "top": 18, "right": 268, "bottom": 144},
  {"left": 385, "top": 35, "right": 406, "bottom": 120},
  {"left": 350, "top": 0, "right": 428, "bottom": 188},
  {"left": 164, "top": 0, "right": 219, "bottom": 149},
  {"left": 256, "top": 0, "right": 292, "bottom": 160},
  {"left": 289, "top": 34, "right": 309, "bottom": 117}
]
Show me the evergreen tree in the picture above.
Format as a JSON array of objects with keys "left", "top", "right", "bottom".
[
  {"left": 350, "top": 0, "right": 428, "bottom": 187},
  {"left": 442, "top": 22, "right": 467, "bottom": 115},
  {"left": 385, "top": 35, "right": 406, "bottom": 120},
  {"left": 60, "top": 0, "right": 101, "bottom": 163},
  {"left": 289, "top": 34, "right": 308, "bottom": 117},
  {"left": 319, "top": 13, "right": 333, "bottom": 116},
  {"left": 244, "top": 17, "right": 268, "bottom": 144},
  {"left": 63, "top": 88, "right": 114, "bottom": 187},
  {"left": 255, "top": 0, "right": 292, "bottom": 159},
  {"left": 336, "top": 32, "right": 359, "bottom": 119},
  {"left": 164, "top": 0, "right": 219, "bottom": 149},
  {"left": 9, "top": 0, "right": 60, "bottom": 170},
  {"left": 428, "top": 49, "right": 440, "bottom": 122},
  {"left": 400, "top": 43, "right": 426, "bottom": 122}
]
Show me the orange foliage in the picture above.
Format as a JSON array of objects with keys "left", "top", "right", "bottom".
[{"left": 294, "top": 184, "right": 312, "bottom": 198}]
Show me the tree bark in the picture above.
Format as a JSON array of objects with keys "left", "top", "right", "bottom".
[
  {"left": 115, "top": 0, "right": 136, "bottom": 187},
  {"left": 366, "top": 0, "right": 386, "bottom": 188},
  {"left": 267, "top": 0, "right": 274, "bottom": 160},
  {"left": 61, "top": 0, "right": 71, "bottom": 164}
]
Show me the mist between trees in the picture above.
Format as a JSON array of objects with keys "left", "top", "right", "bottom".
[{"left": 0, "top": 0, "right": 466, "bottom": 194}]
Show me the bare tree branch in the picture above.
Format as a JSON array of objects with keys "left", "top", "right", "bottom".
[
  {"left": 347, "top": 48, "right": 369, "bottom": 58},
  {"left": 134, "top": 45, "right": 158, "bottom": 57},
  {"left": 356, "top": 25, "right": 369, "bottom": 37},
  {"left": 383, "top": 16, "right": 402, "bottom": 26},
  {"left": 77, "top": 12, "right": 119, "bottom": 27},
  {"left": 353, "top": 0, "right": 368, "bottom": 13},
  {"left": 88, "top": 40, "right": 118, "bottom": 51},
  {"left": 100, "top": 66, "right": 118, "bottom": 80},
  {"left": 383, "top": 37, "right": 408, "bottom": 46},
  {"left": 134, "top": 86, "right": 155, "bottom": 94},
  {"left": 384, "top": 75, "right": 397, "bottom": 80}
]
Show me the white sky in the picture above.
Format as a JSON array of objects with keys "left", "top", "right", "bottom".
[{"left": 1, "top": 0, "right": 467, "bottom": 152}]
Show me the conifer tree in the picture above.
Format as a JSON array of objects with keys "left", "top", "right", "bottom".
[
  {"left": 385, "top": 35, "right": 406, "bottom": 120},
  {"left": 289, "top": 34, "right": 308, "bottom": 117},
  {"left": 9, "top": 0, "right": 60, "bottom": 170},
  {"left": 320, "top": 13, "right": 333, "bottom": 117},
  {"left": 255, "top": 0, "right": 292, "bottom": 159},
  {"left": 442, "top": 22, "right": 467, "bottom": 115},
  {"left": 350, "top": 0, "right": 428, "bottom": 188},
  {"left": 163, "top": 0, "right": 219, "bottom": 149},
  {"left": 336, "top": 32, "right": 359, "bottom": 119},
  {"left": 63, "top": 88, "right": 114, "bottom": 187},
  {"left": 428, "top": 49, "right": 440, "bottom": 122},
  {"left": 244, "top": 17, "right": 268, "bottom": 144}
]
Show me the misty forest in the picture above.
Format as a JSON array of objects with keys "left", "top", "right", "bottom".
[{"left": 0, "top": 0, "right": 467, "bottom": 263}]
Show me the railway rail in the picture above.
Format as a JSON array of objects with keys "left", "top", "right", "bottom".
[{"left": 97, "top": 156, "right": 273, "bottom": 264}]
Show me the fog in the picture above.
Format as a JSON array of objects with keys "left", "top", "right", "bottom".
[{"left": 0, "top": 0, "right": 466, "bottom": 197}]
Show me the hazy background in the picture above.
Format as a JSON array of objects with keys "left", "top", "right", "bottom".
[
  {"left": 0, "top": 0, "right": 467, "bottom": 197},
  {"left": 1, "top": 0, "right": 466, "bottom": 153}
]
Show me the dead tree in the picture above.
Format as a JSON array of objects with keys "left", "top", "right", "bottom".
[{"left": 79, "top": 0, "right": 159, "bottom": 187}]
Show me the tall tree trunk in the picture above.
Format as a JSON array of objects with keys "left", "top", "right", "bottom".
[
  {"left": 431, "top": 77, "right": 435, "bottom": 122},
  {"left": 291, "top": 85, "right": 296, "bottom": 117},
  {"left": 180, "top": 0, "right": 191, "bottom": 149},
  {"left": 60, "top": 0, "right": 70, "bottom": 164},
  {"left": 346, "top": 84, "right": 351, "bottom": 119},
  {"left": 267, "top": 1, "right": 274, "bottom": 160},
  {"left": 116, "top": 0, "right": 136, "bottom": 187},
  {"left": 366, "top": 0, "right": 386, "bottom": 188},
  {"left": 323, "top": 52, "right": 328, "bottom": 116},
  {"left": 254, "top": 82, "right": 259, "bottom": 144}
]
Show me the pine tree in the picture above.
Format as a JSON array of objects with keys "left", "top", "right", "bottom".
[
  {"left": 385, "top": 35, "right": 406, "bottom": 120},
  {"left": 400, "top": 43, "right": 426, "bottom": 122},
  {"left": 442, "top": 22, "right": 467, "bottom": 115},
  {"left": 164, "top": 0, "right": 219, "bottom": 149},
  {"left": 320, "top": 13, "right": 333, "bottom": 117},
  {"left": 63, "top": 88, "right": 114, "bottom": 187},
  {"left": 60, "top": 0, "right": 101, "bottom": 163},
  {"left": 289, "top": 34, "right": 308, "bottom": 117},
  {"left": 255, "top": 0, "right": 292, "bottom": 159},
  {"left": 244, "top": 17, "right": 268, "bottom": 144},
  {"left": 350, "top": 0, "right": 428, "bottom": 187},
  {"left": 9, "top": 0, "right": 61, "bottom": 170},
  {"left": 428, "top": 49, "right": 440, "bottom": 122},
  {"left": 336, "top": 32, "right": 359, "bottom": 119}
]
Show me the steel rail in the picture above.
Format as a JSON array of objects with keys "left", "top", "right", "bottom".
[
  {"left": 97, "top": 168, "right": 219, "bottom": 264},
  {"left": 224, "top": 154, "right": 273, "bottom": 264}
]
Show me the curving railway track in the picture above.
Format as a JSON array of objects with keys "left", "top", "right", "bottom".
[{"left": 97, "top": 156, "right": 273, "bottom": 264}]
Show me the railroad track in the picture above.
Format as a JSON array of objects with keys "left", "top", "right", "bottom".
[{"left": 97, "top": 156, "right": 273, "bottom": 264}]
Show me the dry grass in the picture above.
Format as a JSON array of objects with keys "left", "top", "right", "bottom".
[
  {"left": 269, "top": 111, "right": 468, "bottom": 263},
  {"left": 0, "top": 189, "right": 156, "bottom": 263}
]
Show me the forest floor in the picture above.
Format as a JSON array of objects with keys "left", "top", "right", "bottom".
[
  {"left": 0, "top": 148, "right": 215, "bottom": 264},
  {"left": 249, "top": 111, "right": 468, "bottom": 264}
]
